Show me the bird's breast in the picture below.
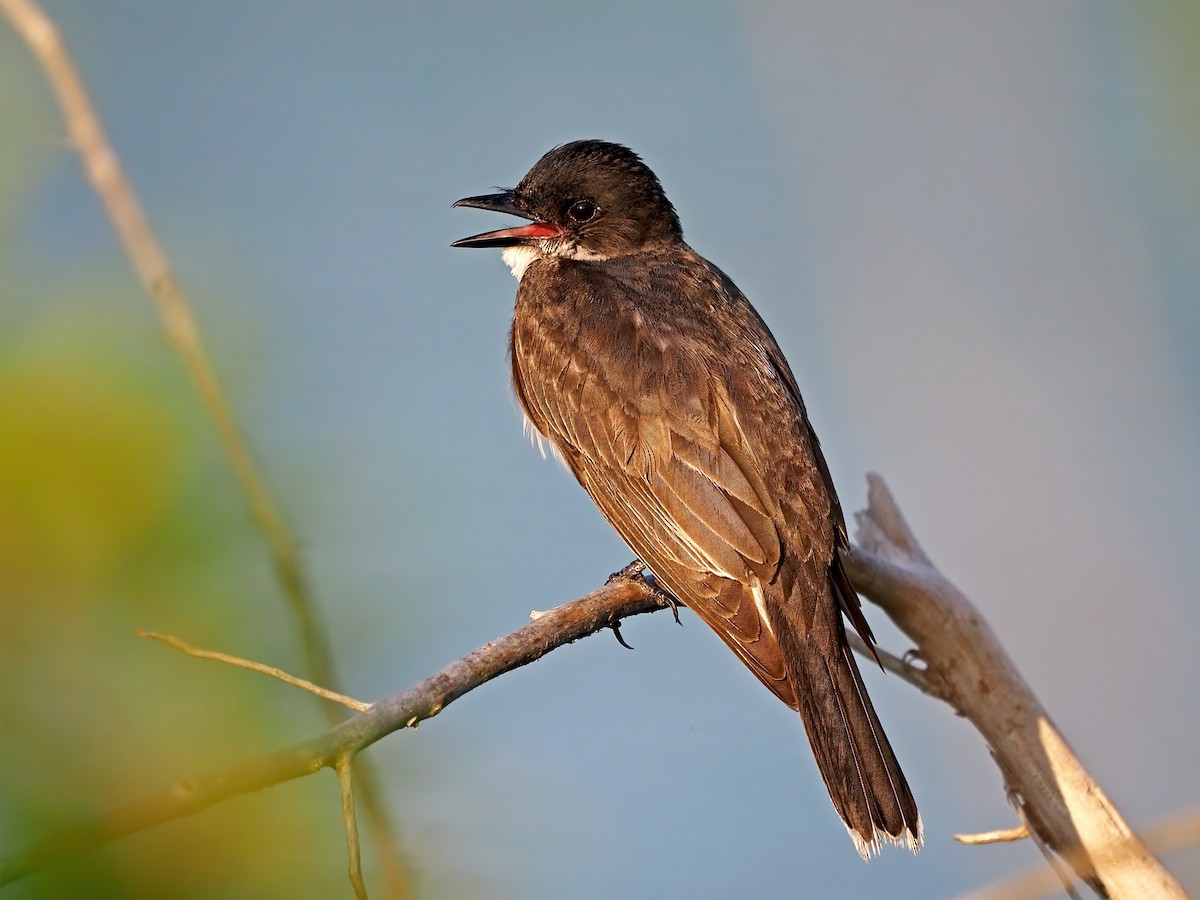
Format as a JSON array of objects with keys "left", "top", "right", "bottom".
[{"left": 510, "top": 257, "right": 736, "bottom": 428}]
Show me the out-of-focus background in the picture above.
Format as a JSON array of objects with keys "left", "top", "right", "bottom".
[{"left": 2, "top": 2, "right": 1197, "bottom": 897}]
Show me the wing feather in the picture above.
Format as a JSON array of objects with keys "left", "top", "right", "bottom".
[
  {"left": 670, "top": 433, "right": 768, "bottom": 516},
  {"left": 521, "top": 343, "right": 800, "bottom": 706}
]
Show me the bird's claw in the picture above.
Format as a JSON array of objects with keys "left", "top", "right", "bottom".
[
  {"left": 649, "top": 576, "right": 682, "bottom": 624},
  {"left": 607, "top": 559, "right": 682, "bottom": 624},
  {"left": 609, "top": 618, "right": 635, "bottom": 650}
]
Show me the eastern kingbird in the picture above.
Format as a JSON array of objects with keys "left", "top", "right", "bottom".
[{"left": 453, "top": 140, "right": 920, "bottom": 858}]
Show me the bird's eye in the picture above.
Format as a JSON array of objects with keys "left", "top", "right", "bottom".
[{"left": 567, "top": 199, "right": 598, "bottom": 223}]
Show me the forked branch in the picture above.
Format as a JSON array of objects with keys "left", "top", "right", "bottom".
[{"left": 844, "top": 474, "right": 1185, "bottom": 899}]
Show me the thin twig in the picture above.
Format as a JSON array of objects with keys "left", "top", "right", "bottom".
[
  {"left": 953, "top": 825, "right": 1028, "bottom": 845},
  {"left": 0, "top": 2, "right": 409, "bottom": 895},
  {"left": 844, "top": 631, "right": 932, "bottom": 695},
  {"left": 135, "top": 630, "right": 370, "bottom": 712},
  {"left": 336, "top": 755, "right": 368, "bottom": 900}
]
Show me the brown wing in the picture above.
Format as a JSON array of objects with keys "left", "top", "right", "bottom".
[
  {"left": 737, "top": 296, "right": 879, "bottom": 656},
  {"left": 512, "top": 332, "right": 802, "bottom": 708}
]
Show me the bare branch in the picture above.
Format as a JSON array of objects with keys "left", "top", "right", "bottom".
[
  {"left": 853, "top": 472, "right": 931, "bottom": 566},
  {"left": 0, "top": 580, "right": 669, "bottom": 886},
  {"left": 336, "top": 756, "right": 368, "bottom": 900},
  {"left": 844, "top": 631, "right": 931, "bottom": 695},
  {"left": 136, "top": 630, "right": 370, "bottom": 712},
  {"left": 0, "top": 1, "right": 409, "bottom": 893},
  {"left": 845, "top": 474, "right": 1185, "bottom": 899}
]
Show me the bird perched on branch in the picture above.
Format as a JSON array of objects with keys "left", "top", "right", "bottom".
[{"left": 452, "top": 140, "right": 920, "bottom": 858}]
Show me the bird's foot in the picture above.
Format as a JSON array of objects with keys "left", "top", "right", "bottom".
[
  {"left": 607, "top": 559, "right": 648, "bottom": 583},
  {"left": 607, "top": 558, "right": 681, "bottom": 625}
]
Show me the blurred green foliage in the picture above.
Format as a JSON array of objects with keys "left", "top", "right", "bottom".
[{"left": 0, "top": 53, "right": 362, "bottom": 900}]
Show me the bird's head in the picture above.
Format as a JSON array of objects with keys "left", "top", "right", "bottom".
[{"left": 452, "top": 140, "right": 682, "bottom": 274}]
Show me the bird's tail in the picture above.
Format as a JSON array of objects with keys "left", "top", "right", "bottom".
[{"left": 774, "top": 603, "right": 922, "bottom": 859}]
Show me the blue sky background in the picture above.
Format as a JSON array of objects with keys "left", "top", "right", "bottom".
[{"left": 3, "top": 2, "right": 1198, "bottom": 898}]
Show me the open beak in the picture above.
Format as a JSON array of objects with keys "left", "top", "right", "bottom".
[{"left": 451, "top": 191, "right": 562, "bottom": 248}]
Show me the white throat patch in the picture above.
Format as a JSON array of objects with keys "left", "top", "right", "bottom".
[
  {"left": 501, "top": 241, "right": 614, "bottom": 281},
  {"left": 501, "top": 245, "right": 541, "bottom": 280}
]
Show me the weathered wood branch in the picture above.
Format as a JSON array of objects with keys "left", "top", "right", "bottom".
[{"left": 845, "top": 474, "right": 1185, "bottom": 899}]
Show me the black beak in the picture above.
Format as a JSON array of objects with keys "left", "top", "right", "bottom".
[{"left": 451, "top": 191, "right": 562, "bottom": 248}]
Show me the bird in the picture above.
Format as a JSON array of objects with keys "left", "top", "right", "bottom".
[{"left": 452, "top": 140, "right": 920, "bottom": 858}]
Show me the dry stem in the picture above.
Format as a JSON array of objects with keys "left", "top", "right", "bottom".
[
  {"left": 136, "top": 630, "right": 370, "bottom": 712},
  {"left": 0, "top": 1, "right": 408, "bottom": 894},
  {"left": 953, "top": 826, "right": 1029, "bottom": 845},
  {"left": 336, "top": 756, "right": 368, "bottom": 900}
]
